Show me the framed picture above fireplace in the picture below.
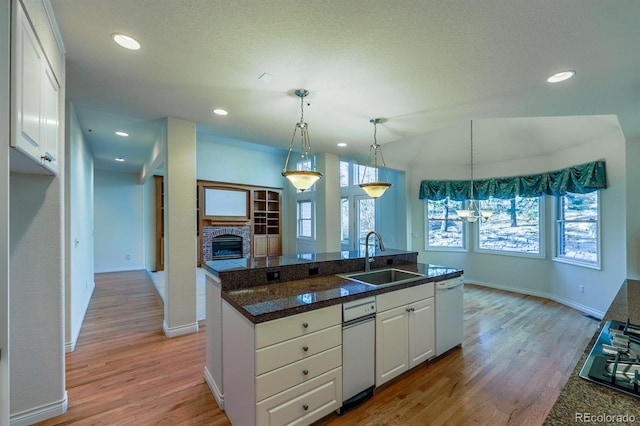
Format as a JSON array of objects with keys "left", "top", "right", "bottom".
[{"left": 203, "top": 186, "right": 250, "bottom": 222}]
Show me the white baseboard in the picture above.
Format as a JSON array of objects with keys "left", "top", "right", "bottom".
[
  {"left": 65, "top": 281, "right": 96, "bottom": 353},
  {"left": 163, "top": 320, "right": 198, "bottom": 338},
  {"left": 204, "top": 366, "right": 224, "bottom": 410},
  {"left": 10, "top": 391, "right": 67, "bottom": 426},
  {"left": 468, "top": 279, "right": 604, "bottom": 319},
  {"left": 94, "top": 266, "right": 145, "bottom": 273}
]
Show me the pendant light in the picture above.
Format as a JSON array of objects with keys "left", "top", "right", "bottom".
[
  {"left": 282, "top": 89, "right": 323, "bottom": 191},
  {"left": 359, "top": 118, "right": 392, "bottom": 198},
  {"left": 456, "top": 120, "right": 493, "bottom": 223}
]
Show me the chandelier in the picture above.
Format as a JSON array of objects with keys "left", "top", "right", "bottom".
[
  {"left": 359, "top": 118, "right": 392, "bottom": 198},
  {"left": 282, "top": 89, "right": 323, "bottom": 191},
  {"left": 456, "top": 120, "right": 492, "bottom": 223}
]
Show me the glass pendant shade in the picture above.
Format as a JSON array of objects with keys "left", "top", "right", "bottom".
[
  {"left": 457, "top": 120, "right": 492, "bottom": 223},
  {"left": 282, "top": 89, "right": 323, "bottom": 191},
  {"left": 359, "top": 118, "right": 392, "bottom": 199}
]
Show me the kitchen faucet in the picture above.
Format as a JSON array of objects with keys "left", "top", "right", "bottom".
[{"left": 364, "top": 231, "right": 385, "bottom": 272}]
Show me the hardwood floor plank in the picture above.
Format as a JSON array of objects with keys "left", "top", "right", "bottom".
[{"left": 35, "top": 274, "right": 596, "bottom": 426}]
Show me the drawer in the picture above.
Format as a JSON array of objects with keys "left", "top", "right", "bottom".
[
  {"left": 377, "top": 282, "right": 434, "bottom": 312},
  {"left": 256, "top": 346, "right": 342, "bottom": 402},
  {"left": 256, "top": 324, "right": 341, "bottom": 375},
  {"left": 256, "top": 367, "right": 342, "bottom": 426},
  {"left": 255, "top": 304, "right": 341, "bottom": 349}
]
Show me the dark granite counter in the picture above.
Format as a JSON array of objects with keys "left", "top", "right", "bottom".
[
  {"left": 210, "top": 261, "right": 462, "bottom": 324},
  {"left": 544, "top": 279, "right": 640, "bottom": 424}
]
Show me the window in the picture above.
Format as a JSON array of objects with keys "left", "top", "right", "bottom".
[
  {"left": 425, "top": 198, "right": 465, "bottom": 250},
  {"left": 477, "top": 196, "right": 543, "bottom": 256},
  {"left": 556, "top": 191, "right": 599, "bottom": 267},
  {"left": 340, "top": 197, "right": 349, "bottom": 245},
  {"left": 297, "top": 200, "right": 313, "bottom": 238}
]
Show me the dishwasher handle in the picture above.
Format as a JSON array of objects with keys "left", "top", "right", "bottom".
[{"left": 343, "top": 313, "right": 376, "bottom": 328}]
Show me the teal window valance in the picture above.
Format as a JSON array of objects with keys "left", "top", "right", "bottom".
[{"left": 419, "top": 160, "right": 606, "bottom": 201}]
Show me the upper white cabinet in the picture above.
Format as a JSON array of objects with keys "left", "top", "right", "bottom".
[{"left": 11, "top": 1, "right": 60, "bottom": 175}]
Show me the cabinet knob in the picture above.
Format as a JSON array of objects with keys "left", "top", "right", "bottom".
[
  {"left": 41, "top": 152, "right": 55, "bottom": 162},
  {"left": 303, "top": 404, "right": 309, "bottom": 411},
  {"left": 302, "top": 345, "right": 309, "bottom": 352},
  {"left": 302, "top": 369, "right": 309, "bottom": 376},
  {"left": 406, "top": 308, "right": 411, "bottom": 312},
  {"left": 302, "top": 322, "right": 309, "bottom": 329}
]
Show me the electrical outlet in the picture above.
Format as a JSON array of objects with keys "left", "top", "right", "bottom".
[
  {"left": 267, "top": 270, "right": 280, "bottom": 281},
  {"left": 125, "top": 254, "right": 131, "bottom": 260},
  {"left": 578, "top": 285, "right": 584, "bottom": 294}
]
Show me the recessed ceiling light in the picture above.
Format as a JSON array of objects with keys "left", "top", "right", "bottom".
[
  {"left": 258, "top": 73, "right": 273, "bottom": 82},
  {"left": 115, "top": 131, "right": 129, "bottom": 137},
  {"left": 337, "top": 142, "right": 347, "bottom": 147},
  {"left": 111, "top": 33, "right": 141, "bottom": 50},
  {"left": 547, "top": 70, "right": 576, "bottom": 83},
  {"left": 212, "top": 109, "right": 228, "bottom": 116},
  {"left": 115, "top": 157, "right": 125, "bottom": 162}
]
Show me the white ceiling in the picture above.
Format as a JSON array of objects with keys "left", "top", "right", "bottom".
[{"left": 49, "top": 0, "right": 640, "bottom": 174}]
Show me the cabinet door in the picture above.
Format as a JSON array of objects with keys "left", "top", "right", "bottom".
[
  {"left": 267, "top": 235, "right": 281, "bottom": 256},
  {"left": 254, "top": 235, "right": 267, "bottom": 257},
  {"left": 408, "top": 297, "right": 435, "bottom": 368},
  {"left": 40, "top": 63, "right": 59, "bottom": 173},
  {"left": 12, "top": 2, "right": 43, "bottom": 160},
  {"left": 375, "top": 305, "right": 408, "bottom": 386}
]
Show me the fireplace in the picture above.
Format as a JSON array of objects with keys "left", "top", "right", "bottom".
[{"left": 211, "top": 234, "right": 243, "bottom": 260}]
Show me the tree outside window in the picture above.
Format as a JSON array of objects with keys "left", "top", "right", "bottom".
[
  {"left": 477, "top": 196, "right": 542, "bottom": 255},
  {"left": 425, "top": 198, "right": 465, "bottom": 250},
  {"left": 556, "top": 191, "right": 599, "bottom": 266}
]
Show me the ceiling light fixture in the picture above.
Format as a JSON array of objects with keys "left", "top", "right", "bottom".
[
  {"left": 547, "top": 70, "right": 576, "bottom": 83},
  {"left": 456, "top": 120, "right": 492, "bottom": 223},
  {"left": 337, "top": 142, "right": 347, "bottom": 147},
  {"left": 115, "top": 131, "right": 129, "bottom": 137},
  {"left": 359, "top": 118, "right": 392, "bottom": 199},
  {"left": 111, "top": 33, "right": 141, "bottom": 50},
  {"left": 282, "top": 89, "right": 323, "bottom": 191},
  {"left": 115, "top": 157, "right": 125, "bottom": 162},
  {"left": 212, "top": 108, "right": 228, "bottom": 116}
]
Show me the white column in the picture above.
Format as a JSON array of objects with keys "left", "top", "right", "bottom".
[
  {"left": 0, "top": 0, "right": 10, "bottom": 421},
  {"left": 163, "top": 117, "right": 198, "bottom": 337},
  {"left": 315, "top": 153, "right": 341, "bottom": 253}
]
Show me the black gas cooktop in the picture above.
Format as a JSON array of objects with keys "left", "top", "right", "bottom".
[{"left": 579, "top": 319, "right": 640, "bottom": 398}]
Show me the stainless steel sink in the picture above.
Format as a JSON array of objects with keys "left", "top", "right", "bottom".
[{"left": 340, "top": 268, "right": 425, "bottom": 286}]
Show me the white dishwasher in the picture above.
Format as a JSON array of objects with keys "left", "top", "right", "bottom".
[
  {"left": 341, "top": 296, "right": 376, "bottom": 413},
  {"left": 435, "top": 276, "right": 464, "bottom": 356}
]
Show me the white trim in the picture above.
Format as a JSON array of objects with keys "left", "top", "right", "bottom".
[
  {"left": 203, "top": 366, "right": 224, "bottom": 410},
  {"left": 163, "top": 320, "right": 198, "bottom": 338},
  {"left": 10, "top": 391, "right": 68, "bottom": 426},
  {"left": 65, "top": 280, "right": 95, "bottom": 352},
  {"left": 94, "top": 266, "right": 145, "bottom": 273},
  {"left": 41, "top": 0, "right": 65, "bottom": 54},
  {"left": 468, "top": 279, "right": 604, "bottom": 320}
]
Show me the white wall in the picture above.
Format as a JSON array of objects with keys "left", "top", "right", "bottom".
[
  {"left": 94, "top": 171, "right": 144, "bottom": 272},
  {"left": 65, "top": 103, "right": 94, "bottom": 352},
  {"left": 1, "top": 0, "right": 10, "bottom": 421},
  {"left": 377, "top": 169, "right": 407, "bottom": 250},
  {"left": 626, "top": 135, "right": 640, "bottom": 280},
  {"left": 410, "top": 127, "right": 627, "bottom": 317},
  {"left": 9, "top": 0, "right": 67, "bottom": 422}
]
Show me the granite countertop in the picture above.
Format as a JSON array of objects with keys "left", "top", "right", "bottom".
[
  {"left": 220, "top": 263, "right": 462, "bottom": 324},
  {"left": 544, "top": 279, "right": 640, "bottom": 424}
]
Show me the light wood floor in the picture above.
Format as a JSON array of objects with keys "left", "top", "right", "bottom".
[{"left": 36, "top": 271, "right": 598, "bottom": 426}]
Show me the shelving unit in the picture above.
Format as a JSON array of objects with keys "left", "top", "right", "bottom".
[{"left": 253, "top": 189, "right": 281, "bottom": 257}]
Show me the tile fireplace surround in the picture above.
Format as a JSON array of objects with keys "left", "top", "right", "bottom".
[{"left": 202, "top": 226, "right": 251, "bottom": 261}]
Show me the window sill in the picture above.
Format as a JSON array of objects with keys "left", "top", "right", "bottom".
[
  {"left": 475, "top": 248, "right": 545, "bottom": 259},
  {"left": 553, "top": 256, "right": 601, "bottom": 270}
]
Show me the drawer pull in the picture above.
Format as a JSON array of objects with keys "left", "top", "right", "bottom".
[
  {"left": 302, "top": 345, "right": 309, "bottom": 352},
  {"left": 303, "top": 404, "right": 309, "bottom": 411},
  {"left": 406, "top": 308, "right": 411, "bottom": 312},
  {"left": 302, "top": 322, "right": 309, "bottom": 329},
  {"left": 302, "top": 369, "right": 309, "bottom": 376}
]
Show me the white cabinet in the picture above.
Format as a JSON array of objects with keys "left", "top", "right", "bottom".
[
  {"left": 11, "top": 1, "right": 60, "bottom": 175},
  {"left": 223, "top": 302, "right": 342, "bottom": 426},
  {"left": 375, "top": 283, "right": 435, "bottom": 386}
]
